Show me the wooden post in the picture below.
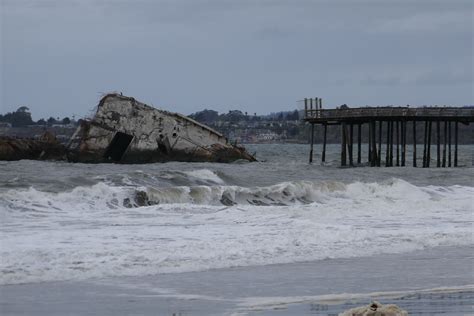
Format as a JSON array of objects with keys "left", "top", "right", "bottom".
[
  {"left": 368, "top": 122, "right": 372, "bottom": 164},
  {"left": 309, "top": 123, "right": 315, "bottom": 163},
  {"left": 427, "top": 121, "right": 432, "bottom": 167},
  {"left": 371, "top": 121, "right": 377, "bottom": 167},
  {"left": 448, "top": 121, "right": 452, "bottom": 167},
  {"left": 322, "top": 123, "right": 327, "bottom": 163},
  {"left": 401, "top": 121, "right": 406, "bottom": 166},
  {"left": 378, "top": 121, "right": 382, "bottom": 167},
  {"left": 304, "top": 98, "right": 308, "bottom": 118},
  {"left": 423, "top": 121, "right": 428, "bottom": 168},
  {"left": 357, "top": 123, "right": 361, "bottom": 164},
  {"left": 319, "top": 98, "right": 323, "bottom": 117},
  {"left": 436, "top": 121, "right": 441, "bottom": 167},
  {"left": 316, "top": 98, "right": 321, "bottom": 117},
  {"left": 341, "top": 123, "right": 347, "bottom": 166},
  {"left": 349, "top": 123, "right": 354, "bottom": 166},
  {"left": 389, "top": 121, "right": 394, "bottom": 167},
  {"left": 386, "top": 121, "right": 390, "bottom": 166},
  {"left": 396, "top": 121, "right": 400, "bottom": 166},
  {"left": 443, "top": 121, "right": 447, "bottom": 167},
  {"left": 454, "top": 121, "right": 458, "bottom": 167},
  {"left": 413, "top": 121, "right": 417, "bottom": 167}
]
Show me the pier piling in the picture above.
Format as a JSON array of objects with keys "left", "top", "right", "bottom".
[
  {"left": 443, "top": 121, "right": 447, "bottom": 167},
  {"left": 357, "top": 123, "right": 361, "bottom": 164},
  {"left": 436, "top": 121, "right": 441, "bottom": 167},
  {"left": 309, "top": 123, "right": 314, "bottom": 163},
  {"left": 370, "top": 121, "right": 377, "bottom": 167},
  {"left": 377, "top": 121, "right": 382, "bottom": 167},
  {"left": 396, "top": 121, "right": 400, "bottom": 166},
  {"left": 413, "top": 121, "right": 417, "bottom": 167},
  {"left": 341, "top": 123, "right": 347, "bottom": 166},
  {"left": 401, "top": 121, "right": 406, "bottom": 166},
  {"left": 386, "top": 122, "right": 390, "bottom": 166},
  {"left": 322, "top": 123, "right": 327, "bottom": 163},
  {"left": 301, "top": 100, "right": 472, "bottom": 168},
  {"left": 349, "top": 123, "right": 354, "bottom": 166},
  {"left": 389, "top": 121, "right": 394, "bottom": 167},
  {"left": 454, "top": 121, "right": 458, "bottom": 167},
  {"left": 448, "top": 121, "right": 452, "bottom": 167},
  {"left": 423, "top": 121, "right": 428, "bottom": 168},
  {"left": 368, "top": 123, "right": 372, "bottom": 164},
  {"left": 427, "top": 121, "right": 432, "bottom": 167}
]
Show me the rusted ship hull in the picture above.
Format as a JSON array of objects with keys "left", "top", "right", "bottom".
[{"left": 0, "top": 137, "right": 66, "bottom": 161}]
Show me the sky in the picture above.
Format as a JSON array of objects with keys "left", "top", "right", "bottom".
[{"left": 1, "top": 0, "right": 473, "bottom": 120}]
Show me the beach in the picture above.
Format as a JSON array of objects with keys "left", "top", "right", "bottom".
[{"left": 1, "top": 245, "right": 472, "bottom": 315}]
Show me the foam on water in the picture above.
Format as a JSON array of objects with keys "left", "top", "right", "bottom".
[
  {"left": 236, "top": 285, "right": 474, "bottom": 313},
  {"left": 182, "top": 169, "right": 226, "bottom": 185},
  {"left": 144, "top": 180, "right": 346, "bottom": 206},
  {"left": 1, "top": 174, "right": 472, "bottom": 285}
]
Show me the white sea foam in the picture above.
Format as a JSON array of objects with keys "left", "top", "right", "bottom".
[
  {"left": 1, "top": 182, "right": 134, "bottom": 213},
  {"left": 0, "top": 178, "right": 473, "bottom": 284},
  {"left": 145, "top": 180, "right": 345, "bottom": 206},
  {"left": 182, "top": 169, "right": 225, "bottom": 185},
  {"left": 235, "top": 285, "right": 474, "bottom": 313}
]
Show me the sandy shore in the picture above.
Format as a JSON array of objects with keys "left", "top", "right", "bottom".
[{"left": 1, "top": 245, "right": 472, "bottom": 315}]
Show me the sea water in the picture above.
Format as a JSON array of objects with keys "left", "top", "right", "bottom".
[{"left": 1, "top": 144, "right": 472, "bottom": 288}]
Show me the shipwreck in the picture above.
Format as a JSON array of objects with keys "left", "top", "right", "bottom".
[{"left": 0, "top": 94, "right": 256, "bottom": 163}]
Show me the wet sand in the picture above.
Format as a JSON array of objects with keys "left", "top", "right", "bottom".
[{"left": 1, "top": 245, "right": 472, "bottom": 315}]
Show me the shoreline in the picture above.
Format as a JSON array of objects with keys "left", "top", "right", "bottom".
[
  {"left": 243, "top": 286, "right": 474, "bottom": 316},
  {"left": 1, "top": 245, "right": 472, "bottom": 315}
]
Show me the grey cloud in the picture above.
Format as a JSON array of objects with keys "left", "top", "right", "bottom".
[
  {"left": 1, "top": 0, "right": 473, "bottom": 119},
  {"left": 373, "top": 9, "right": 473, "bottom": 33},
  {"left": 413, "top": 68, "right": 473, "bottom": 85},
  {"left": 330, "top": 66, "right": 473, "bottom": 87}
]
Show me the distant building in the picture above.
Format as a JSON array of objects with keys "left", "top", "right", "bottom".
[
  {"left": 0, "top": 122, "right": 12, "bottom": 134},
  {"left": 257, "top": 132, "right": 280, "bottom": 142}
]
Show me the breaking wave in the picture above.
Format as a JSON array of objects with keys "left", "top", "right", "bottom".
[
  {"left": 143, "top": 180, "right": 345, "bottom": 206},
  {"left": 1, "top": 176, "right": 473, "bottom": 285},
  {"left": 2, "top": 176, "right": 472, "bottom": 210}
]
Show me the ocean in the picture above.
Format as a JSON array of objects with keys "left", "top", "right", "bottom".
[{"left": 0, "top": 144, "right": 473, "bottom": 315}]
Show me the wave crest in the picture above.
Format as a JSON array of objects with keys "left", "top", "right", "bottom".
[{"left": 2, "top": 178, "right": 472, "bottom": 211}]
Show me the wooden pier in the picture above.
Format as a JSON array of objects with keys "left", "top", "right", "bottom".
[{"left": 302, "top": 98, "right": 473, "bottom": 167}]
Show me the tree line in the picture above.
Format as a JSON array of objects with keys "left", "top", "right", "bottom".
[
  {"left": 0, "top": 107, "right": 75, "bottom": 127},
  {"left": 188, "top": 109, "right": 300, "bottom": 124}
]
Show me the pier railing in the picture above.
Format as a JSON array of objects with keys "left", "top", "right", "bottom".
[{"left": 304, "top": 107, "right": 474, "bottom": 121}]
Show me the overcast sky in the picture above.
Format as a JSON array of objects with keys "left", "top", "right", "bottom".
[{"left": 1, "top": 0, "right": 473, "bottom": 119}]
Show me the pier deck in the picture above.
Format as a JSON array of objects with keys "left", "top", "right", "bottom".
[
  {"left": 305, "top": 107, "right": 474, "bottom": 123},
  {"left": 302, "top": 98, "right": 473, "bottom": 167}
]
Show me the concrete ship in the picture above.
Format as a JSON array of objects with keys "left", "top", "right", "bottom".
[
  {"left": 67, "top": 93, "right": 256, "bottom": 163},
  {"left": 0, "top": 94, "right": 256, "bottom": 163}
]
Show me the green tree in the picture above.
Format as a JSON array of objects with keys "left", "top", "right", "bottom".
[
  {"left": 62, "top": 117, "right": 71, "bottom": 125},
  {"left": 189, "top": 109, "right": 219, "bottom": 124},
  {"left": 1, "top": 106, "right": 34, "bottom": 127},
  {"left": 221, "top": 110, "right": 245, "bottom": 123},
  {"left": 47, "top": 117, "right": 57, "bottom": 126},
  {"left": 287, "top": 110, "right": 299, "bottom": 121},
  {"left": 17, "top": 106, "right": 30, "bottom": 113}
]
